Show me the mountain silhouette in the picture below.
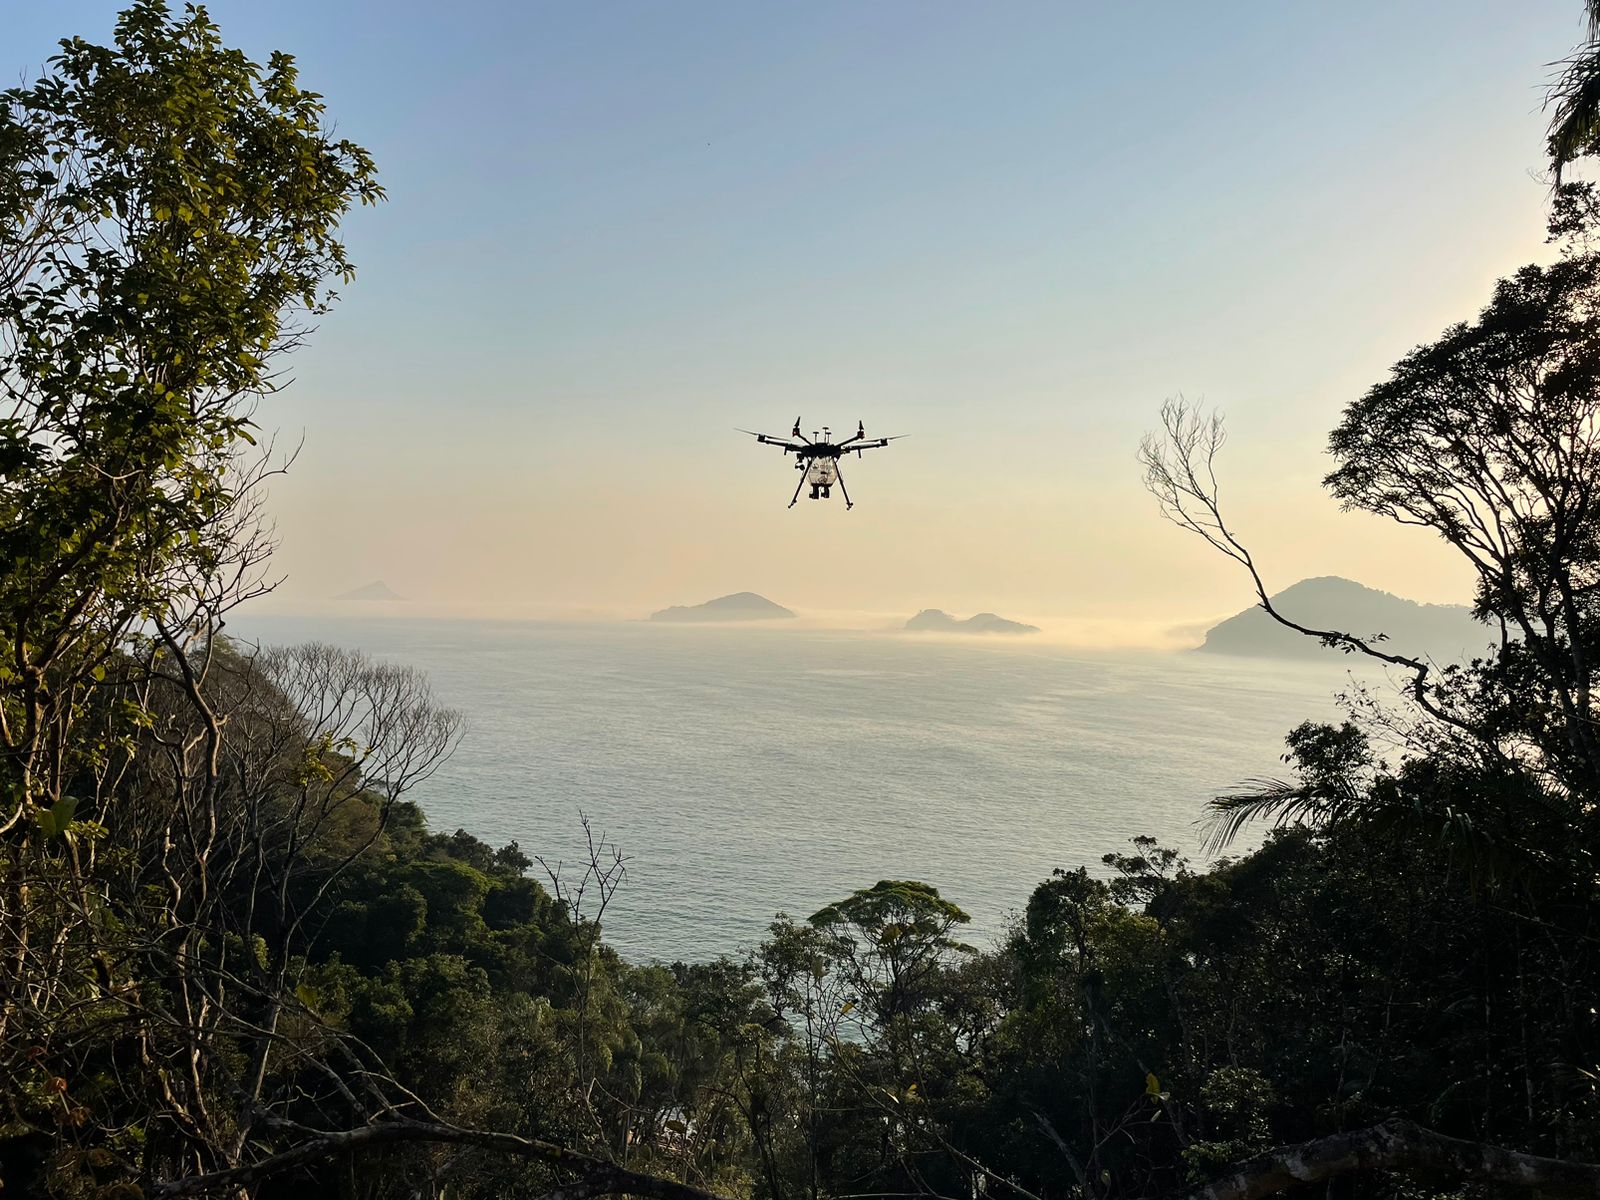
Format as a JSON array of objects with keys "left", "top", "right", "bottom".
[
  {"left": 649, "top": 592, "right": 797, "bottom": 623},
  {"left": 1199, "top": 576, "right": 1491, "bottom": 661},
  {"left": 905, "top": 609, "right": 1039, "bottom": 635}
]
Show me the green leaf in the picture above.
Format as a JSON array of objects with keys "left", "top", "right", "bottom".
[{"left": 37, "top": 798, "right": 77, "bottom": 839}]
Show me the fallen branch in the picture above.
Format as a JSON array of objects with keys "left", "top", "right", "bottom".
[
  {"left": 1187, "top": 1118, "right": 1600, "bottom": 1200},
  {"left": 149, "top": 1117, "right": 732, "bottom": 1200}
]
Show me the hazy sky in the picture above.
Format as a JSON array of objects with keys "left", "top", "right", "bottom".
[{"left": 11, "top": 2, "right": 1587, "bottom": 634}]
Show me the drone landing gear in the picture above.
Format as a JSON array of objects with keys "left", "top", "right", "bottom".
[
  {"left": 833, "top": 461, "right": 854, "bottom": 510},
  {"left": 788, "top": 468, "right": 808, "bottom": 509}
]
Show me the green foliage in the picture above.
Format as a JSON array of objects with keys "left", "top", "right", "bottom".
[
  {"left": 1183, "top": 1067, "right": 1276, "bottom": 1180},
  {"left": 810, "top": 879, "right": 972, "bottom": 1029},
  {"left": 0, "top": 3, "right": 390, "bottom": 1193},
  {"left": 0, "top": 0, "right": 383, "bottom": 824}
]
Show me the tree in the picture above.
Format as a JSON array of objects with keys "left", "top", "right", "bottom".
[
  {"left": 0, "top": 0, "right": 381, "bottom": 833},
  {"left": 1133, "top": 44, "right": 1600, "bottom": 1194},
  {"left": 0, "top": 10, "right": 737, "bottom": 1200},
  {"left": 809, "top": 879, "right": 972, "bottom": 1031},
  {"left": 1137, "top": 206, "right": 1600, "bottom": 869},
  {"left": 1, "top": 3, "right": 382, "bottom": 1187}
]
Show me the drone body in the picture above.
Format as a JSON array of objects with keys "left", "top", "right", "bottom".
[{"left": 738, "top": 418, "right": 901, "bottom": 509}]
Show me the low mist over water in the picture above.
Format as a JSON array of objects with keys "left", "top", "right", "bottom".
[{"left": 240, "top": 617, "right": 1352, "bottom": 960}]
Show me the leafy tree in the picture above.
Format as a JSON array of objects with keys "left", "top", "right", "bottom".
[
  {"left": 1132, "top": 42, "right": 1600, "bottom": 1191},
  {"left": 0, "top": 0, "right": 380, "bottom": 829},
  {"left": 809, "top": 879, "right": 971, "bottom": 1029},
  {"left": 1, "top": 3, "right": 384, "bottom": 1190},
  {"left": 0, "top": 11, "right": 729, "bottom": 1200},
  {"left": 1139, "top": 194, "right": 1600, "bottom": 875}
]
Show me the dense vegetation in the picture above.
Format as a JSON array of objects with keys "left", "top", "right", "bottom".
[{"left": 6, "top": 3, "right": 1600, "bottom": 1198}]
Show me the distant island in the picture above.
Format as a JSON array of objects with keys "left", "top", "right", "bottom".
[
  {"left": 905, "top": 609, "right": 1039, "bottom": 635},
  {"left": 335, "top": 580, "right": 404, "bottom": 602},
  {"left": 649, "top": 592, "right": 797, "bottom": 623},
  {"left": 1199, "top": 576, "right": 1491, "bottom": 661}
]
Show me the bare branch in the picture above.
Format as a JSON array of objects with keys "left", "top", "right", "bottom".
[{"left": 1140, "top": 398, "right": 1485, "bottom": 742}]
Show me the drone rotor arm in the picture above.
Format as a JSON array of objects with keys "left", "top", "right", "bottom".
[
  {"left": 738, "top": 429, "right": 808, "bottom": 453},
  {"left": 847, "top": 436, "right": 900, "bottom": 452}
]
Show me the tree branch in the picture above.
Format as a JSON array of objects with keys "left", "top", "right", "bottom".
[
  {"left": 1139, "top": 399, "right": 1488, "bottom": 745},
  {"left": 148, "top": 1117, "right": 734, "bottom": 1200},
  {"left": 1186, "top": 1118, "right": 1600, "bottom": 1200}
]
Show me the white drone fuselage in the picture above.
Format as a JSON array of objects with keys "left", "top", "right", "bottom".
[{"left": 805, "top": 459, "right": 838, "bottom": 486}]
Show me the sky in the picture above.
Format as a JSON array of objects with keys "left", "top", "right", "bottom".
[{"left": 9, "top": 1, "right": 1589, "bottom": 636}]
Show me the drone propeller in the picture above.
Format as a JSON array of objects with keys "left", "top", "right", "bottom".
[
  {"left": 846, "top": 433, "right": 905, "bottom": 456},
  {"left": 737, "top": 428, "right": 805, "bottom": 454}
]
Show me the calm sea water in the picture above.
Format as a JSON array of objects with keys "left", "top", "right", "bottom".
[{"left": 239, "top": 617, "right": 1353, "bottom": 962}]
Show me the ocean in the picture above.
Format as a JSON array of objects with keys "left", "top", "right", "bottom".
[{"left": 238, "top": 616, "right": 1356, "bottom": 962}]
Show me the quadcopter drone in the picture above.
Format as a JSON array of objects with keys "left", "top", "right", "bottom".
[{"left": 738, "top": 418, "right": 902, "bottom": 509}]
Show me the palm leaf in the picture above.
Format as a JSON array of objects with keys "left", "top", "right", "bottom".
[
  {"left": 1547, "top": 8, "right": 1600, "bottom": 175},
  {"left": 1202, "top": 776, "right": 1357, "bottom": 854}
]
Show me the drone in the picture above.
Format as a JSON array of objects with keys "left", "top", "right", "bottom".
[{"left": 738, "top": 418, "right": 902, "bottom": 509}]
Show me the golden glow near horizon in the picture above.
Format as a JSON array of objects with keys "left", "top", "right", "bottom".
[{"left": 13, "top": 2, "right": 1562, "bottom": 641}]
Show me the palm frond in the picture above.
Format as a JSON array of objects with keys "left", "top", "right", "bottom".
[
  {"left": 1202, "top": 777, "right": 1354, "bottom": 854},
  {"left": 1547, "top": 36, "right": 1600, "bottom": 175}
]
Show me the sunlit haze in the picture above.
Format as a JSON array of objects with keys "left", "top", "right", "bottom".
[{"left": 13, "top": 2, "right": 1581, "bottom": 635}]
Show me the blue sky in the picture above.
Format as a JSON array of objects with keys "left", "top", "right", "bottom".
[{"left": 10, "top": 2, "right": 1586, "bottom": 630}]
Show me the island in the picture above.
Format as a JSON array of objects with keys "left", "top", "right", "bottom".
[
  {"left": 1198, "top": 576, "right": 1490, "bottom": 662},
  {"left": 904, "top": 609, "right": 1039, "bottom": 635},
  {"left": 334, "top": 580, "right": 404, "bottom": 602},
  {"left": 649, "top": 592, "right": 797, "bottom": 623}
]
